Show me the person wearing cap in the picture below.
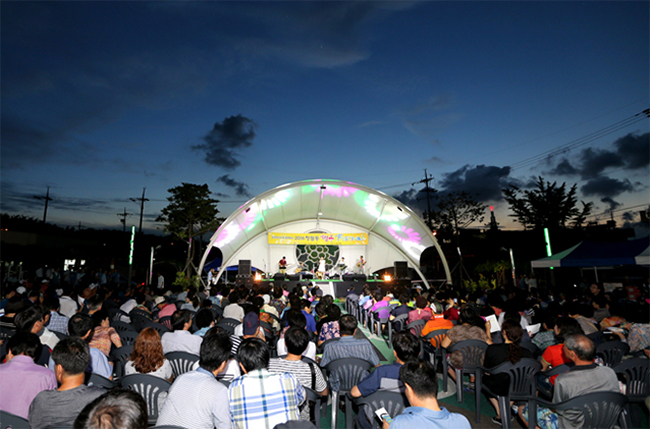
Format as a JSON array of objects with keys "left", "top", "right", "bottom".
[
  {"left": 155, "top": 296, "right": 176, "bottom": 320},
  {"left": 161, "top": 310, "right": 203, "bottom": 355},
  {"left": 230, "top": 312, "right": 265, "bottom": 356}
]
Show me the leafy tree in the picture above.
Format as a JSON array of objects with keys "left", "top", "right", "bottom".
[
  {"left": 156, "top": 183, "right": 222, "bottom": 276},
  {"left": 503, "top": 177, "right": 593, "bottom": 229},
  {"left": 430, "top": 191, "right": 488, "bottom": 242}
]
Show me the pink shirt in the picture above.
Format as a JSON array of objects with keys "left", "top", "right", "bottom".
[
  {"left": 0, "top": 355, "right": 57, "bottom": 418},
  {"left": 158, "top": 303, "right": 177, "bottom": 319}
]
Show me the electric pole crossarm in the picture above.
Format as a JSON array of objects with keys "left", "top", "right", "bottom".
[{"left": 130, "top": 188, "right": 149, "bottom": 233}]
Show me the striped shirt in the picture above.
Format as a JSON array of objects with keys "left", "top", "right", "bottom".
[
  {"left": 157, "top": 367, "right": 232, "bottom": 429},
  {"left": 267, "top": 358, "right": 327, "bottom": 393},
  {"left": 319, "top": 336, "right": 379, "bottom": 391},
  {"left": 229, "top": 368, "right": 305, "bottom": 429}
]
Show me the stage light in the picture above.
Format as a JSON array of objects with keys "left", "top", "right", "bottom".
[
  {"left": 254, "top": 273, "right": 262, "bottom": 281},
  {"left": 384, "top": 274, "right": 392, "bottom": 282}
]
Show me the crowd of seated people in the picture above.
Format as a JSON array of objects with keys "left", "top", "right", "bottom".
[{"left": 0, "top": 267, "right": 648, "bottom": 428}]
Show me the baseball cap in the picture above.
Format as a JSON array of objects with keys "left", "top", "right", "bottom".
[{"left": 243, "top": 312, "right": 260, "bottom": 336}]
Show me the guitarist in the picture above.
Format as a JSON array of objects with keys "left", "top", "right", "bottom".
[
  {"left": 278, "top": 256, "right": 287, "bottom": 274},
  {"left": 356, "top": 255, "right": 366, "bottom": 275}
]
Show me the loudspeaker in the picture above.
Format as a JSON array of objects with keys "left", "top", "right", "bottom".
[
  {"left": 238, "top": 260, "right": 251, "bottom": 276},
  {"left": 273, "top": 273, "right": 286, "bottom": 281},
  {"left": 355, "top": 274, "right": 367, "bottom": 281},
  {"left": 343, "top": 274, "right": 356, "bottom": 282},
  {"left": 394, "top": 261, "right": 408, "bottom": 279},
  {"left": 288, "top": 274, "right": 300, "bottom": 281}
]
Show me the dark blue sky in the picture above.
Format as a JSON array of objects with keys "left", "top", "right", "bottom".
[{"left": 2, "top": 1, "right": 648, "bottom": 233}]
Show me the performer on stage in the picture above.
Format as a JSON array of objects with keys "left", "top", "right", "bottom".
[
  {"left": 317, "top": 257, "right": 326, "bottom": 279},
  {"left": 356, "top": 255, "right": 366, "bottom": 275},
  {"left": 279, "top": 256, "right": 287, "bottom": 274}
]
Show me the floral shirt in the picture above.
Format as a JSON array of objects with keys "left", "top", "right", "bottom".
[{"left": 318, "top": 321, "right": 340, "bottom": 343}]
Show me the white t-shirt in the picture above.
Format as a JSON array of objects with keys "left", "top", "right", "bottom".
[
  {"left": 276, "top": 339, "right": 317, "bottom": 361},
  {"left": 125, "top": 358, "right": 173, "bottom": 380}
]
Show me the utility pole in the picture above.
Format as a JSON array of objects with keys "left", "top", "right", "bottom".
[
  {"left": 117, "top": 207, "right": 133, "bottom": 232},
  {"left": 33, "top": 186, "right": 53, "bottom": 223},
  {"left": 412, "top": 169, "right": 436, "bottom": 230},
  {"left": 130, "top": 188, "right": 149, "bottom": 234}
]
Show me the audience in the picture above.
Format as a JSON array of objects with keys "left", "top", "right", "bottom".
[
  {"left": 157, "top": 332, "right": 233, "bottom": 429},
  {"left": 230, "top": 338, "right": 305, "bottom": 429},
  {"left": 161, "top": 309, "right": 203, "bottom": 355},
  {"left": 29, "top": 338, "right": 106, "bottom": 429},
  {"left": 276, "top": 309, "right": 317, "bottom": 360},
  {"left": 482, "top": 319, "right": 533, "bottom": 425},
  {"left": 268, "top": 327, "right": 328, "bottom": 421},
  {"left": 0, "top": 271, "right": 646, "bottom": 428},
  {"left": 351, "top": 331, "right": 421, "bottom": 429},
  {"left": 385, "top": 360, "right": 471, "bottom": 428},
  {"left": 89, "top": 309, "right": 123, "bottom": 357},
  {"left": 74, "top": 389, "right": 148, "bottom": 429},
  {"left": 0, "top": 332, "right": 57, "bottom": 419},
  {"left": 319, "top": 314, "right": 379, "bottom": 391},
  {"left": 60, "top": 313, "right": 113, "bottom": 379},
  {"left": 518, "top": 334, "right": 620, "bottom": 429},
  {"left": 124, "top": 327, "right": 173, "bottom": 381}
]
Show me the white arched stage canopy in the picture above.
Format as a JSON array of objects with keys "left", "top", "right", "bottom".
[{"left": 199, "top": 179, "right": 452, "bottom": 289}]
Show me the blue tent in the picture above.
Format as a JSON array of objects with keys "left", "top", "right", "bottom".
[{"left": 531, "top": 238, "right": 649, "bottom": 268}]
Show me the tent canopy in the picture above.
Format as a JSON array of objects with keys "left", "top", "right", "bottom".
[
  {"left": 531, "top": 238, "right": 650, "bottom": 268},
  {"left": 198, "top": 179, "right": 452, "bottom": 286}
]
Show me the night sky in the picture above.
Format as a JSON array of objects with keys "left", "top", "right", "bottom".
[{"left": 2, "top": 1, "right": 648, "bottom": 235}]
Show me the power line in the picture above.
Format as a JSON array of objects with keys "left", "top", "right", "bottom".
[
  {"left": 509, "top": 109, "right": 649, "bottom": 171},
  {"left": 584, "top": 203, "right": 649, "bottom": 220}
]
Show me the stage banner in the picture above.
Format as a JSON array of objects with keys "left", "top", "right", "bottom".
[{"left": 268, "top": 232, "right": 368, "bottom": 245}]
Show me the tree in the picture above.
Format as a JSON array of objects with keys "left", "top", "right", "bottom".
[
  {"left": 503, "top": 177, "right": 593, "bottom": 229},
  {"left": 156, "top": 183, "right": 223, "bottom": 277},
  {"left": 429, "top": 191, "right": 488, "bottom": 287},
  {"left": 430, "top": 191, "right": 488, "bottom": 242}
]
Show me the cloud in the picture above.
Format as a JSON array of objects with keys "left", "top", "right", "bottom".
[
  {"left": 621, "top": 211, "right": 635, "bottom": 222},
  {"left": 579, "top": 148, "right": 623, "bottom": 179},
  {"left": 600, "top": 197, "right": 621, "bottom": 212},
  {"left": 548, "top": 159, "right": 579, "bottom": 176},
  {"left": 227, "top": 2, "right": 420, "bottom": 69},
  {"left": 438, "top": 165, "right": 512, "bottom": 202},
  {"left": 580, "top": 176, "right": 634, "bottom": 198},
  {"left": 193, "top": 115, "right": 257, "bottom": 170},
  {"left": 216, "top": 174, "right": 252, "bottom": 198},
  {"left": 427, "top": 156, "right": 445, "bottom": 165},
  {"left": 398, "top": 94, "right": 461, "bottom": 139},
  {"left": 545, "top": 132, "right": 649, "bottom": 180},
  {"left": 393, "top": 188, "right": 426, "bottom": 214},
  {"left": 357, "top": 120, "right": 388, "bottom": 128}
]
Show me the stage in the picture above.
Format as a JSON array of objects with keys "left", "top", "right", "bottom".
[{"left": 233, "top": 276, "right": 385, "bottom": 298}]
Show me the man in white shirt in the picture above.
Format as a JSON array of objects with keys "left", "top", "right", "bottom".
[
  {"left": 157, "top": 332, "right": 232, "bottom": 429},
  {"left": 161, "top": 310, "right": 203, "bottom": 355}
]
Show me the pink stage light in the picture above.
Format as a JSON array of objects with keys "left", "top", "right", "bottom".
[
  {"left": 311, "top": 185, "right": 357, "bottom": 198},
  {"left": 387, "top": 224, "right": 421, "bottom": 244}
]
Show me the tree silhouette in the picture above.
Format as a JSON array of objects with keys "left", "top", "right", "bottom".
[
  {"left": 156, "top": 183, "right": 223, "bottom": 276},
  {"left": 503, "top": 177, "right": 593, "bottom": 229}
]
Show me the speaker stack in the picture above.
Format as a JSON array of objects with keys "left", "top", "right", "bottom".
[{"left": 394, "top": 261, "right": 409, "bottom": 279}]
